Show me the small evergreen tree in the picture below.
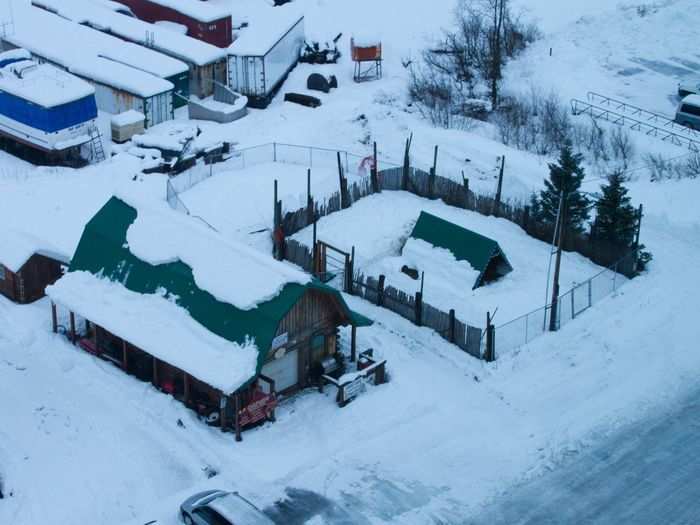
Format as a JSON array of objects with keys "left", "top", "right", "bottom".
[
  {"left": 593, "top": 170, "right": 637, "bottom": 246},
  {"left": 535, "top": 142, "right": 591, "bottom": 233}
]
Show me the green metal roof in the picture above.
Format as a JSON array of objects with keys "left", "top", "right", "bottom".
[
  {"left": 409, "top": 211, "right": 513, "bottom": 289},
  {"left": 68, "top": 197, "right": 370, "bottom": 381}
]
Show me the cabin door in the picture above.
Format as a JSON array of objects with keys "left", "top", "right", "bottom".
[{"left": 262, "top": 349, "right": 299, "bottom": 393}]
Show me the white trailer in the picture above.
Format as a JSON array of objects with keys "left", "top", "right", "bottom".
[{"left": 227, "top": 13, "right": 304, "bottom": 108}]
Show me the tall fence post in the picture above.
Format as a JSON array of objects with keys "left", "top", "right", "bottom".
[
  {"left": 377, "top": 275, "right": 386, "bottom": 307},
  {"left": 338, "top": 152, "right": 349, "bottom": 209},
  {"left": 306, "top": 169, "right": 314, "bottom": 226},
  {"left": 429, "top": 145, "right": 438, "bottom": 199},
  {"left": 493, "top": 155, "right": 505, "bottom": 215},
  {"left": 402, "top": 134, "right": 412, "bottom": 191},
  {"left": 485, "top": 311, "right": 495, "bottom": 362},
  {"left": 345, "top": 246, "right": 355, "bottom": 294},
  {"left": 273, "top": 142, "right": 277, "bottom": 162},
  {"left": 449, "top": 309, "right": 456, "bottom": 343},
  {"left": 415, "top": 291, "right": 423, "bottom": 326},
  {"left": 371, "top": 142, "right": 380, "bottom": 194}
]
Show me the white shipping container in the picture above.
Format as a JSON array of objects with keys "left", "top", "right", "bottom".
[{"left": 228, "top": 15, "right": 304, "bottom": 108}]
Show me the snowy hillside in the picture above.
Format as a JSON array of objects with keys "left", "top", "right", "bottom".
[{"left": 1, "top": 0, "right": 700, "bottom": 524}]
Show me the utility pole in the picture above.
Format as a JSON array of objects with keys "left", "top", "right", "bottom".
[{"left": 548, "top": 190, "right": 567, "bottom": 332}]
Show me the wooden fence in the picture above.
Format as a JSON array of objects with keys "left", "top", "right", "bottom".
[
  {"left": 353, "top": 274, "right": 483, "bottom": 359},
  {"left": 281, "top": 166, "right": 638, "bottom": 277}
]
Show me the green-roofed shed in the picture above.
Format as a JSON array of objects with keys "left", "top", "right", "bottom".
[
  {"left": 47, "top": 196, "right": 372, "bottom": 437},
  {"left": 410, "top": 211, "right": 513, "bottom": 290}
]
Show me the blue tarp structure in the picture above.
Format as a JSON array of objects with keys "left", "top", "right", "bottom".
[{"left": 0, "top": 91, "right": 97, "bottom": 132}]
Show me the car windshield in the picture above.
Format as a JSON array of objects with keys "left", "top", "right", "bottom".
[
  {"left": 194, "top": 506, "right": 231, "bottom": 525},
  {"left": 209, "top": 494, "right": 273, "bottom": 524}
]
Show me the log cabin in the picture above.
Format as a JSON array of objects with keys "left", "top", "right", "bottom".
[
  {"left": 0, "top": 231, "right": 68, "bottom": 304},
  {"left": 47, "top": 196, "right": 371, "bottom": 440}
]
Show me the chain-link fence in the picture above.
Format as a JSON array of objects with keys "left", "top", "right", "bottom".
[
  {"left": 495, "top": 250, "right": 638, "bottom": 358},
  {"left": 166, "top": 142, "right": 393, "bottom": 212}
]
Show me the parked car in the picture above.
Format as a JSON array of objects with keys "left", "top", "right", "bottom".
[
  {"left": 180, "top": 490, "right": 274, "bottom": 525},
  {"left": 674, "top": 95, "right": 700, "bottom": 129},
  {"left": 678, "top": 80, "right": 700, "bottom": 98}
]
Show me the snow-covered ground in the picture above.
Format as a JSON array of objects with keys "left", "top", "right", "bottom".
[
  {"left": 2, "top": 0, "right": 700, "bottom": 524},
  {"left": 179, "top": 161, "right": 365, "bottom": 251},
  {"left": 291, "top": 191, "right": 605, "bottom": 325}
]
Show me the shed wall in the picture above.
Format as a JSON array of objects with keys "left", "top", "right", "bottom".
[{"left": 117, "top": 0, "right": 233, "bottom": 47}]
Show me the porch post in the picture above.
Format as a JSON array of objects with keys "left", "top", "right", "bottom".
[
  {"left": 51, "top": 302, "right": 57, "bottom": 334},
  {"left": 220, "top": 394, "right": 228, "bottom": 430},
  {"left": 350, "top": 325, "right": 357, "bottom": 362},
  {"left": 121, "top": 340, "right": 128, "bottom": 371},
  {"left": 69, "top": 312, "right": 76, "bottom": 344},
  {"left": 234, "top": 393, "right": 242, "bottom": 442}
]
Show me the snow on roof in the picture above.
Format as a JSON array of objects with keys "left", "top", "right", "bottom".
[
  {"left": 229, "top": 9, "right": 304, "bottom": 56},
  {"left": 4, "top": 4, "right": 183, "bottom": 88},
  {"left": 154, "top": 20, "right": 187, "bottom": 34},
  {"left": 33, "top": 0, "right": 226, "bottom": 66},
  {"left": 111, "top": 110, "right": 145, "bottom": 126},
  {"left": 0, "top": 57, "right": 95, "bottom": 108},
  {"left": 146, "top": 0, "right": 231, "bottom": 23},
  {"left": 47, "top": 271, "right": 258, "bottom": 394},
  {"left": 0, "top": 229, "right": 70, "bottom": 273},
  {"left": 7, "top": 5, "right": 174, "bottom": 98},
  {"left": 680, "top": 94, "right": 700, "bottom": 107},
  {"left": 121, "top": 194, "right": 310, "bottom": 310}
]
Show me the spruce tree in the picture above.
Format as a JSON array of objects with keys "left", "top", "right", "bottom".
[
  {"left": 594, "top": 170, "right": 637, "bottom": 246},
  {"left": 535, "top": 142, "right": 591, "bottom": 233}
]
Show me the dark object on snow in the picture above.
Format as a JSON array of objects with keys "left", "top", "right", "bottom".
[
  {"left": 307, "top": 73, "right": 338, "bottom": 93},
  {"left": 300, "top": 33, "right": 342, "bottom": 64},
  {"left": 400, "top": 265, "right": 420, "bottom": 280},
  {"left": 274, "top": 0, "right": 292, "bottom": 5},
  {"left": 284, "top": 93, "right": 322, "bottom": 108}
]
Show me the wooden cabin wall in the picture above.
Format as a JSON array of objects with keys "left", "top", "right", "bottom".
[
  {"left": 0, "top": 264, "right": 18, "bottom": 302},
  {"left": 18, "top": 255, "right": 63, "bottom": 303},
  {"left": 0, "top": 255, "right": 62, "bottom": 304},
  {"left": 270, "top": 290, "right": 345, "bottom": 391}
]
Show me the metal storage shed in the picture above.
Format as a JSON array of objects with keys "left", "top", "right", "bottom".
[
  {"left": 228, "top": 13, "right": 305, "bottom": 108},
  {"left": 409, "top": 211, "right": 513, "bottom": 289},
  {"left": 115, "top": 0, "right": 233, "bottom": 48},
  {"left": 32, "top": 0, "right": 227, "bottom": 101},
  {"left": 2, "top": 4, "right": 176, "bottom": 127}
]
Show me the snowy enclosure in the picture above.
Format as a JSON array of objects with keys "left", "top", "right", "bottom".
[{"left": 291, "top": 191, "right": 607, "bottom": 327}]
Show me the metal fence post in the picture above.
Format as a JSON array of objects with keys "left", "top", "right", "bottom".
[{"left": 273, "top": 142, "right": 277, "bottom": 162}]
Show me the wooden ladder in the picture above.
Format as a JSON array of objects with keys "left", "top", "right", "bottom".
[{"left": 88, "top": 125, "right": 106, "bottom": 163}]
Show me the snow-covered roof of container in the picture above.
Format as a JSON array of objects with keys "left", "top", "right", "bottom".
[
  {"left": 32, "top": 0, "right": 226, "bottom": 66},
  {"left": 111, "top": 109, "right": 145, "bottom": 126},
  {"left": 229, "top": 9, "right": 304, "bottom": 56},
  {"left": 138, "top": 0, "right": 232, "bottom": 23},
  {"left": 0, "top": 57, "right": 95, "bottom": 108},
  {"left": 47, "top": 271, "right": 258, "bottom": 394},
  {"left": 8, "top": 5, "right": 174, "bottom": 98},
  {"left": 680, "top": 94, "right": 700, "bottom": 107},
  {"left": 0, "top": 230, "right": 70, "bottom": 273}
]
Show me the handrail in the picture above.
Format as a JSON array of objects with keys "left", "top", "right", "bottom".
[
  {"left": 586, "top": 91, "right": 700, "bottom": 138},
  {"left": 571, "top": 99, "right": 700, "bottom": 152}
]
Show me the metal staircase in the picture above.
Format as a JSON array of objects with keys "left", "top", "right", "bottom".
[
  {"left": 570, "top": 92, "right": 700, "bottom": 151},
  {"left": 87, "top": 125, "right": 106, "bottom": 163}
]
